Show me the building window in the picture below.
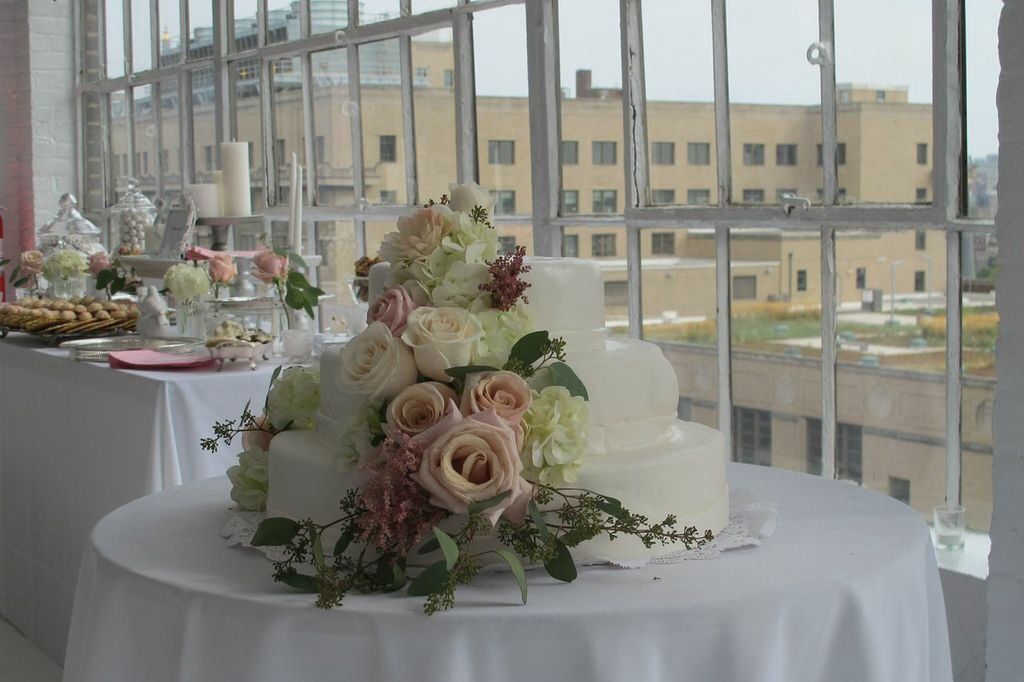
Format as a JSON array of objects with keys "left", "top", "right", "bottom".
[
  {"left": 796, "top": 270, "right": 807, "bottom": 292},
  {"left": 816, "top": 142, "right": 847, "bottom": 166},
  {"left": 916, "top": 143, "right": 928, "bottom": 165},
  {"left": 914, "top": 270, "right": 926, "bottom": 292},
  {"left": 650, "top": 189, "right": 676, "bottom": 205},
  {"left": 806, "top": 419, "right": 863, "bottom": 483},
  {"left": 488, "top": 140, "right": 515, "bottom": 165},
  {"left": 592, "top": 189, "right": 617, "bottom": 214},
  {"left": 742, "top": 143, "right": 765, "bottom": 166},
  {"left": 604, "top": 281, "right": 629, "bottom": 305},
  {"left": 856, "top": 267, "right": 867, "bottom": 289},
  {"left": 562, "top": 189, "right": 579, "bottom": 214},
  {"left": 687, "top": 189, "right": 711, "bottom": 205},
  {"left": 379, "top": 190, "right": 398, "bottom": 205},
  {"left": 915, "top": 188, "right": 928, "bottom": 203},
  {"left": 651, "top": 232, "right": 675, "bottom": 256},
  {"left": 687, "top": 142, "right": 711, "bottom": 165},
  {"left": 414, "top": 66, "right": 429, "bottom": 79},
  {"left": 742, "top": 189, "right": 765, "bottom": 204},
  {"left": 592, "top": 233, "right": 617, "bottom": 257},
  {"left": 733, "top": 406, "right": 772, "bottom": 466},
  {"left": 497, "top": 236, "right": 517, "bottom": 255},
  {"left": 204, "top": 145, "right": 215, "bottom": 171},
  {"left": 732, "top": 275, "right": 757, "bottom": 300},
  {"left": 915, "top": 230, "right": 927, "bottom": 250},
  {"left": 816, "top": 187, "right": 848, "bottom": 202},
  {"left": 493, "top": 190, "right": 516, "bottom": 214},
  {"left": 562, "top": 140, "right": 579, "bottom": 165},
  {"left": 651, "top": 141, "right": 675, "bottom": 165},
  {"left": 314, "top": 136, "right": 325, "bottom": 163},
  {"left": 443, "top": 69, "right": 453, "bottom": 88},
  {"left": 776, "top": 189, "right": 798, "bottom": 202},
  {"left": 159, "top": 149, "right": 169, "bottom": 172},
  {"left": 379, "top": 135, "right": 397, "bottom": 163},
  {"left": 248, "top": 141, "right": 255, "bottom": 168},
  {"left": 142, "top": 151, "right": 149, "bottom": 174},
  {"left": 889, "top": 476, "right": 911, "bottom": 505},
  {"left": 593, "top": 141, "right": 617, "bottom": 165},
  {"left": 562, "top": 234, "right": 579, "bottom": 257},
  {"left": 775, "top": 144, "right": 798, "bottom": 166}
]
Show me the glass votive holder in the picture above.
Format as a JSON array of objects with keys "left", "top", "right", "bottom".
[
  {"left": 282, "top": 328, "right": 315, "bottom": 365},
  {"left": 933, "top": 504, "right": 967, "bottom": 551}
]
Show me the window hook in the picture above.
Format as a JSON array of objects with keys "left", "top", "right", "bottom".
[
  {"left": 780, "top": 193, "right": 810, "bottom": 217},
  {"left": 806, "top": 41, "right": 833, "bottom": 67}
]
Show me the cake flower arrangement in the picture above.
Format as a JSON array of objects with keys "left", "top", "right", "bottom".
[{"left": 205, "top": 183, "right": 713, "bottom": 613}]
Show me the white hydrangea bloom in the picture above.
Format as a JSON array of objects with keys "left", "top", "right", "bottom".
[
  {"left": 522, "top": 385, "right": 589, "bottom": 485},
  {"left": 266, "top": 367, "right": 321, "bottom": 431},
  {"left": 227, "top": 448, "right": 269, "bottom": 511},
  {"left": 163, "top": 263, "right": 212, "bottom": 302}
]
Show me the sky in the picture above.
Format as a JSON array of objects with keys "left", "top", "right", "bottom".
[{"left": 110, "top": 0, "right": 1002, "bottom": 157}]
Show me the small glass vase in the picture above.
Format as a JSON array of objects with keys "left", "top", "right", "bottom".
[
  {"left": 50, "top": 275, "right": 87, "bottom": 300},
  {"left": 177, "top": 298, "right": 208, "bottom": 339}
]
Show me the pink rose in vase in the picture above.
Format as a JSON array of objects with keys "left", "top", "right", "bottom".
[
  {"left": 251, "top": 248, "right": 289, "bottom": 284},
  {"left": 367, "top": 286, "right": 418, "bottom": 336},
  {"left": 88, "top": 251, "right": 112, "bottom": 276},
  {"left": 208, "top": 253, "right": 238, "bottom": 285}
]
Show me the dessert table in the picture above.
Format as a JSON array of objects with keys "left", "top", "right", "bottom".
[
  {"left": 63, "top": 463, "right": 953, "bottom": 682},
  {"left": 0, "top": 332, "right": 279, "bottom": 663}
]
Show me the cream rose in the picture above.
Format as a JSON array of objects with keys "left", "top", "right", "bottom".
[
  {"left": 386, "top": 382, "right": 457, "bottom": 436},
  {"left": 448, "top": 182, "right": 493, "bottom": 215},
  {"left": 413, "top": 409, "right": 533, "bottom": 525},
  {"left": 380, "top": 204, "right": 454, "bottom": 264},
  {"left": 401, "top": 306, "right": 484, "bottom": 382},
  {"left": 20, "top": 250, "right": 44, "bottom": 277},
  {"left": 241, "top": 414, "right": 275, "bottom": 452},
  {"left": 461, "top": 371, "right": 532, "bottom": 425},
  {"left": 339, "top": 321, "right": 418, "bottom": 400},
  {"left": 367, "top": 285, "right": 418, "bottom": 336}
]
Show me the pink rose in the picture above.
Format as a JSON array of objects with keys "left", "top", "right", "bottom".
[
  {"left": 20, "top": 250, "right": 44, "bottom": 277},
  {"left": 184, "top": 246, "right": 215, "bottom": 261},
  {"left": 88, "top": 251, "right": 111, "bottom": 275},
  {"left": 368, "top": 286, "right": 418, "bottom": 336},
  {"left": 386, "top": 382, "right": 457, "bottom": 436},
  {"left": 251, "top": 248, "right": 289, "bottom": 283},
  {"left": 412, "top": 409, "right": 533, "bottom": 525},
  {"left": 241, "top": 414, "right": 275, "bottom": 452},
  {"left": 208, "top": 253, "right": 238, "bottom": 285},
  {"left": 461, "top": 371, "right": 532, "bottom": 425}
]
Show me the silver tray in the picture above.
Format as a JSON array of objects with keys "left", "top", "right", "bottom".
[{"left": 60, "top": 336, "right": 205, "bottom": 362}]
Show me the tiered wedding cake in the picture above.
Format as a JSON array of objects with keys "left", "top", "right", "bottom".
[{"left": 268, "top": 256, "right": 728, "bottom": 562}]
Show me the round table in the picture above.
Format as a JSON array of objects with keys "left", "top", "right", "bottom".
[{"left": 63, "top": 464, "right": 952, "bottom": 682}]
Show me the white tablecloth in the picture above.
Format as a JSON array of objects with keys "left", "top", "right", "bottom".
[
  {"left": 0, "top": 333, "right": 278, "bottom": 662},
  {"left": 63, "top": 464, "right": 953, "bottom": 682}
]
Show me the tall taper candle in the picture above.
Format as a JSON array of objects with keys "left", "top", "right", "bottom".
[
  {"left": 294, "top": 165, "right": 304, "bottom": 254},
  {"left": 211, "top": 170, "right": 223, "bottom": 216},
  {"left": 220, "top": 142, "right": 252, "bottom": 217}
]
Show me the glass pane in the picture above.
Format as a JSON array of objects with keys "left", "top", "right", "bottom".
[
  {"left": 311, "top": 49, "right": 354, "bottom": 206},
  {"left": 232, "top": 0, "right": 259, "bottom": 51},
  {"left": 413, "top": 0, "right": 456, "bottom": 11},
  {"left": 475, "top": 4, "right": 530, "bottom": 216},
  {"left": 360, "top": 0, "right": 400, "bottom": 25},
  {"left": 82, "top": 91, "right": 107, "bottom": 212},
  {"left": 730, "top": 228, "right": 821, "bottom": 470},
  {"left": 271, "top": 57, "right": 306, "bottom": 205},
  {"left": 132, "top": 84, "right": 158, "bottom": 198},
  {"left": 966, "top": 0, "right": 1000, "bottom": 219},
  {"left": 191, "top": 66, "right": 218, "bottom": 183},
  {"left": 834, "top": 0, "right": 933, "bottom": 205},
  {"left": 189, "top": 1, "right": 215, "bottom": 58},
  {"left": 106, "top": 0, "right": 125, "bottom": 78},
  {"left": 962, "top": 230, "right": 996, "bottom": 531},
  {"left": 267, "top": 0, "right": 301, "bottom": 43},
  {"left": 82, "top": 0, "right": 103, "bottom": 81},
  {"left": 642, "top": 0, "right": 718, "bottom": 206},
  {"left": 360, "top": 40, "right": 407, "bottom": 206},
  {"left": 231, "top": 58, "right": 264, "bottom": 210},
  {"left": 310, "top": 0, "right": 349, "bottom": 34},
  {"left": 157, "top": 0, "right": 181, "bottom": 67},
  {"left": 833, "top": 230, "right": 947, "bottom": 523},
  {"left": 131, "top": 0, "right": 152, "bottom": 72},
  {"left": 158, "top": 79, "right": 182, "bottom": 191},
  {"left": 559, "top": 0, "right": 623, "bottom": 213},
  {"left": 413, "top": 28, "right": 456, "bottom": 204},
  {"left": 727, "top": 0, "right": 820, "bottom": 205},
  {"left": 109, "top": 90, "right": 129, "bottom": 194},
  {"left": 315, "top": 221, "right": 359, "bottom": 320}
]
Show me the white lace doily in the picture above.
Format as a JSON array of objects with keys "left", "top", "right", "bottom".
[{"left": 220, "top": 489, "right": 777, "bottom": 569}]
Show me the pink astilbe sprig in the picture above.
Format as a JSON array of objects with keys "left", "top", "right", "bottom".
[
  {"left": 357, "top": 431, "right": 447, "bottom": 556},
  {"left": 479, "top": 245, "right": 532, "bottom": 312}
]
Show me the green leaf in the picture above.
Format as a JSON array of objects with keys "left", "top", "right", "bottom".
[
  {"left": 333, "top": 525, "right": 357, "bottom": 556},
  {"left": 466, "top": 490, "right": 511, "bottom": 515},
  {"left": 389, "top": 563, "right": 407, "bottom": 591},
  {"left": 0, "top": 258, "right": 9, "bottom": 267},
  {"left": 312, "top": 534, "right": 325, "bottom": 569},
  {"left": 279, "top": 572, "right": 319, "bottom": 592},
  {"left": 407, "top": 560, "right": 449, "bottom": 597},
  {"left": 251, "top": 517, "right": 300, "bottom": 546},
  {"left": 548, "top": 361, "right": 590, "bottom": 400},
  {"left": 543, "top": 539, "right": 578, "bottom": 583},
  {"left": 595, "top": 495, "right": 629, "bottom": 521},
  {"left": 377, "top": 559, "right": 406, "bottom": 592},
  {"left": 417, "top": 537, "right": 441, "bottom": 555},
  {"left": 509, "top": 330, "right": 550, "bottom": 367},
  {"left": 432, "top": 527, "right": 460, "bottom": 571},
  {"left": 528, "top": 500, "right": 550, "bottom": 540},
  {"left": 559, "top": 528, "right": 598, "bottom": 547},
  {"left": 288, "top": 252, "right": 308, "bottom": 270},
  {"left": 492, "top": 549, "right": 528, "bottom": 604},
  {"left": 444, "top": 364, "right": 500, "bottom": 382},
  {"left": 95, "top": 269, "right": 116, "bottom": 289},
  {"left": 287, "top": 270, "right": 308, "bottom": 287},
  {"left": 284, "top": 284, "right": 306, "bottom": 310}
]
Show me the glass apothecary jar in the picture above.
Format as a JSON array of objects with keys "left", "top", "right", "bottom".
[
  {"left": 112, "top": 179, "right": 158, "bottom": 256},
  {"left": 36, "top": 194, "right": 107, "bottom": 259}
]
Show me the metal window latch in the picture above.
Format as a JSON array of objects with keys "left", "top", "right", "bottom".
[
  {"left": 806, "top": 41, "right": 833, "bottom": 67},
  {"left": 780, "top": 193, "right": 811, "bottom": 217}
]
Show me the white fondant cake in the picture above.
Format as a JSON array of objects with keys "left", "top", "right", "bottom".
[{"left": 269, "top": 257, "right": 729, "bottom": 563}]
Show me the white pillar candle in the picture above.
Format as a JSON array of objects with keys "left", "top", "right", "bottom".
[
  {"left": 211, "top": 170, "right": 223, "bottom": 216},
  {"left": 220, "top": 142, "right": 252, "bottom": 217},
  {"left": 185, "top": 183, "right": 221, "bottom": 219}
]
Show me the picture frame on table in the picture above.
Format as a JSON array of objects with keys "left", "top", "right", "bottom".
[{"left": 156, "top": 196, "right": 197, "bottom": 259}]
